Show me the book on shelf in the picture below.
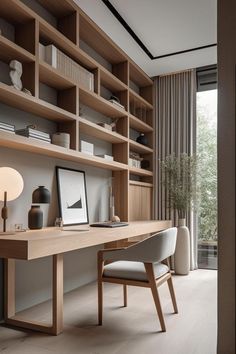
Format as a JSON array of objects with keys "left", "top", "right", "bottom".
[
  {"left": 0, "top": 127, "right": 15, "bottom": 133},
  {"left": 0, "top": 121, "right": 15, "bottom": 131},
  {"left": 16, "top": 127, "right": 50, "bottom": 139},
  {"left": 109, "top": 99, "right": 125, "bottom": 109},
  {"left": 29, "top": 136, "right": 51, "bottom": 144}
]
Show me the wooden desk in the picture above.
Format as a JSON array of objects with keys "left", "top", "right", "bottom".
[{"left": 0, "top": 220, "right": 171, "bottom": 335}]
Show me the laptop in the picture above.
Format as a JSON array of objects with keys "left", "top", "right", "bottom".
[{"left": 90, "top": 221, "right": 129, "bottom": 228}]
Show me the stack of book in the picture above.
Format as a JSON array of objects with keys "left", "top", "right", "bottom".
[
  {"left": 109, "top": 99, "right": 125, "bottom": 110},
  {"left": 16, "top": 127, "right": 51, "bottom": 143},
  {"left": 0, "top": 121, "right": 15, "bottom": 133}
]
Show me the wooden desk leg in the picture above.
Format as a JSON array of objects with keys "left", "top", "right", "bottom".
[
  {"left": 4, "top": 259, "right": 15, "bottom": 319},
  {"left": 52, "top": 254, "right": 63, "bottom": 335},
  {"left": 3, "top": 255, "right": 64, "bottom": 336}
]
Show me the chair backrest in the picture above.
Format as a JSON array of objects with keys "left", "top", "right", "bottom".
[{"left": 103, "top": 227, "right": 177, "bottom": 263}]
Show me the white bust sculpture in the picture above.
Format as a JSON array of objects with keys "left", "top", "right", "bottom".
[{"left": 9, "top": 60, "right": 23, "bottom": 91}]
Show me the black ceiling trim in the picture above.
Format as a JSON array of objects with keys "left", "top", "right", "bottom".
[{"left": 101, "top": 0, "right": 217, "bottom": 60}]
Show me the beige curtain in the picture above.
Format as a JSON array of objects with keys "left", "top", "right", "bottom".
[{"left": 153, "top": 69, "right": 197, "bottom": 270}]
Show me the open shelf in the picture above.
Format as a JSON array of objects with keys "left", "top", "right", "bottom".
[
  {"left": 129, "top": 61, "right": 153, "bottom": 88},
  {"left": 129, "top": 166, "right": 153, "bottom": 177},
  {"left": 129, "top": 89, "right": 153, "bottom": 110},
  {"left": 79, "top": 117, "right": 128, "bottom": 144},
  {"left": 0, "top": 130, "right": 128, "bottom": 171},
  {"left": 79, "top": 87, "right": 127, "bottom": 118},
  {"left": 79, "top": 12, "right": 127, "bottom": 65},
  {"left": 0, "top": 35, "right": 35, "bottom": 63},
  {"left": 129, "top": 114, "right": 153, "bottom": 133},
  {"left": 39, "top": 60, "right": 76, "bottom": 90},
  {"left": 100, "top": 68, "right": 128, "bottom": 92},
  {"left": 0, "top": 82, "right": 76, "bottom": 122},
  {"left": 37, "top": 0, "right": 77, "bottom": 17},
  {"left": 129, "top": 140, "right": 153, "bottom": 154}
]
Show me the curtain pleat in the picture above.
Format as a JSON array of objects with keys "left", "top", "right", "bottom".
[{"left": 154, "top": 70, "right": 197, "bottom": 270}]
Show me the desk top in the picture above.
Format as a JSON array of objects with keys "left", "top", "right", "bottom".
[{"left": 0, "top": 220, "right": 171, "bottom": 260}]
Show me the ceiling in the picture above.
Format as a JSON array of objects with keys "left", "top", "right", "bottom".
[{"left": 74, "top": 0, "right": 217, "bottom": 77}]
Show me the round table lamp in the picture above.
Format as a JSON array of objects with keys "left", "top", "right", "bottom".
[{"left": 0, "top": 167, "right": 24, "bottom": 232}]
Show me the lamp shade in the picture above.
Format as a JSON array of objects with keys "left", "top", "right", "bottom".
[
  {"left": 0, "top": 167, "right": 24, "bottom": 201},
  {"left": 32, "top": 186, "right": 50, "bottom": 204}
]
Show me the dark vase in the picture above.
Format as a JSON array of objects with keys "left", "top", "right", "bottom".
[
  {"left": 28, "top": 205, "right": 43, "bottom": 229},
  {"left": 141, "top": 159, "right": 150, "bottom": 169},
  {"left": 32, "top": 186, "right": 50, "bottom": 203},
  {"left": 136, "top": 133, "right": 148, "bottom": 146}
]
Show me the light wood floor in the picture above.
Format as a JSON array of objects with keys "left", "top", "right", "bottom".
[{"left": 0, "top": 269, "right": 217, "bottom": 354}]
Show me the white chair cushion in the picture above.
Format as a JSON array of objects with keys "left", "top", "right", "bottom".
[{"left": 103, "top": 261, "right": 169, "bottom": 281}]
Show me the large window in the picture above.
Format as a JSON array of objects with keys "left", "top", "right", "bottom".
[{"left": 196, "top": 89, "right": 217, "bottom": 269}]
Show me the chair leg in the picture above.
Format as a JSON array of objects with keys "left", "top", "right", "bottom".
[
  {"left": 123, "top": 285, "right": 127, "bottom": 307},
  {"left": 145, "top": 263, "right": 166, "bottom": 332},
  {"left": 167, "top": 276, "right": 178, "bottom": 314}
]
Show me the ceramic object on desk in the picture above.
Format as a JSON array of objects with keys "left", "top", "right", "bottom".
[
  {"left": 28, "top": 205, "right": 43, "bottom": 229},
  {"left": 174, "top": 218, "right": 190, "bottom": 275}
]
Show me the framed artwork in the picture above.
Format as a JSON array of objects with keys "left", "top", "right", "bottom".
[{"left": 56, "top": 166, "right": 89, "bottom": 226}]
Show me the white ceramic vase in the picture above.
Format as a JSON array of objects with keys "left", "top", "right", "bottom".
[{"left": 174, "top": 218, "right": 190, "bottom": 275}]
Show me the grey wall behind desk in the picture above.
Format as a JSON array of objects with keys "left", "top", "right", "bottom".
[{"left": 0, "top": 139, "right": 111, "bottom": 317}]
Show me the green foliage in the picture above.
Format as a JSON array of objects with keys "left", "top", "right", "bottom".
[
  {"left": 160, "top": 153, "right": 198, "bottom": 219},
  {"left": 197, "top": 91, "right": 217, "bottom": 241}
]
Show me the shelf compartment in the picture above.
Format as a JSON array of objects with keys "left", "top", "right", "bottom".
[
  {"left": 79, "top": 12, "right": 127, "bottom": 65},
  {"left": 0, "top": 130, "right": 128, "bottom": 171},
  {"left": 0, "top": 82, "right": 76, "bottom": 122},
  {"left": 79, "top": 117, "right": 128, "bottom": 144},
  {"left": 37, "top": 0, "right": 77, "bottom": 18},
  {"left": 39, "top": 21, "right": 98, "bottom": 71},
  {"left": 129, "top": 89, "right": 153, "bottom": 110},
  {"left": 0, "top": 35, "right": 35, "bottom": 63},
  {"left": 129, "top": 140, "right": 153, "bottom": 154},
  {"left": 100, "top": 68, "right": 128, "bottom": 92},
  {"left": 39, "top": 60, "right": 76, "bottom": 90},
  {"left": 79, "top": 87, "right": 128, "bottom": 119},
  {"left": 129, "top": 114, "right": 153, "bottom": 133},
  {"left": 129, "top": 166, "right": 153, "bottom": 177},
  {"left": 129, "top": 61, "right": 153, "bottom": 88}
]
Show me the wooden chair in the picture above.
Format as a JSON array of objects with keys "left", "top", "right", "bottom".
[{"left": 97, "top": 227, "right": 178, "bottom": 332}]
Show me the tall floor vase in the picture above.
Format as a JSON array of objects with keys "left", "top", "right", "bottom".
[{"left": 174, "top": 218, "right": 190, "bottom": 275}]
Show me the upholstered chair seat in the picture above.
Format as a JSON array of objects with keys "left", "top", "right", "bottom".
[{"left": 103, "top": 261, "right": 169, "bottom": 281}]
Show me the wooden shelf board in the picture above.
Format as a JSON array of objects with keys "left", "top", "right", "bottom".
[
  {"left": 129, "top": 114, "right": 153, "bottom": 133},
  {"left": 129, "top": 62, "right": 153, "bottom": 87},
  {"left": 0, "top": 131, "right": 128, "bottom": 171},
  {"left": 79, "top": 87, "right": 127, "bottom": 119},
  {"left": 79, "top": 12, "right": 127, "bottom": 65},
  {"left": 129, "top": 180, "right": 153, "bottom": 188},
  {"left": 129, "top": 89, "right": 153, "bottom": 110},
  {"left": 0, "top": 35, "right": 35, "bottom": 63},
  {"left": 39, "top": 61, "right": 76, "bottom": 90},
  {"left": 129, "top": 140, "right": 153, "bottom": 154},
  {"left": 79, "top": 117, "right": 128, "bottom": 144},
  {"left": 0, "top": 0, "right": 34, "bottom": 24},
  {"left": 39, "top": 22, "right": 98, "bottom": 71},
  {"left": 100, "top": 68, "right": 128, "bottom": 92},
  {"left": 129, "top": 166, "right": 153, "bottom": 177},
  {"left": 0, "top": 82, "right": 76, "bottom": 122}
]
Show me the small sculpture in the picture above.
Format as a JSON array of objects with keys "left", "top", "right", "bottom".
[
  {"left": 9, "top": 60, "right": 23, "bottom": 91},
  {"left": 9, "top": 60, "right": 32, "bottom": 95}
]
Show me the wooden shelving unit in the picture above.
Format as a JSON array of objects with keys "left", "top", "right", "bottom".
[{"left": 0, "top": 0, "right": 154, "bottom": 221}]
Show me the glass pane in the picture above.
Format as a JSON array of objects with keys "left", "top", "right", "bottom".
[{"left": 197, "top": 90, "right": 217, "bottom": 270}]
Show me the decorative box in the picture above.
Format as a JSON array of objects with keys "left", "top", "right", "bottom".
[
  {"left": 81, "top": 140, "right": 94, "bottom": 155},
  {"left": 96, "top": 154, "right": 114, "bottom": 161}
]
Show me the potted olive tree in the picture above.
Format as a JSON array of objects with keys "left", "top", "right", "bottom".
[{"left": 161, "top": 153, "right": 198, "bottom": 275}]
